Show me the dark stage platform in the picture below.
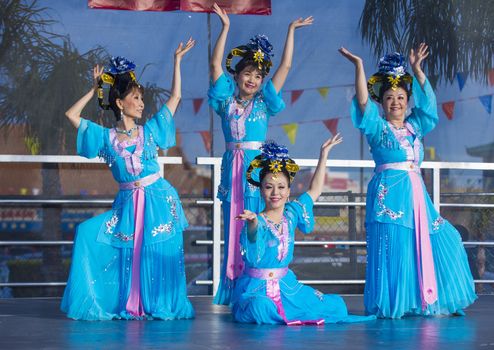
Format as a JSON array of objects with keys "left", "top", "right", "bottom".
[{"left": 0, "top": 296, "right": 493, "bottom": 349}]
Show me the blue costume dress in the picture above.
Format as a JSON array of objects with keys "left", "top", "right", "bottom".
[
  {"left": 208, "top": 73, "right": 285, "bottom": 305},
  {"left": 351, "top": 78, "right": 477, "bottom": 318},
  {"left": 61, "top": 105, "right": 194, "bottom": 320},
  {"left": 232, "top": 193, "right": 376, "bottom": 325}
]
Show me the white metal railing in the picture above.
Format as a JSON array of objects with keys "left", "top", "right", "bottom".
[{"left": 1, "top": 155, "right": 494, "bottom": 292}]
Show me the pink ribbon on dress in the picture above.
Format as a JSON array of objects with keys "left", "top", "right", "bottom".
[
  {"left": 125, "top": 187, "right": 145, "bottom": 317},
  {"left": 226, "top": 149, "right": 245, "bottom": 280},
  {"left": 247, "top": 268, "right": 324, "bottom": 326}
]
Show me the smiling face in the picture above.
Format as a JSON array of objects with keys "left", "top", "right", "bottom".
[
  {"left": 260, "top": 172, "right": 291, "bottom": 211},
  {"left": 117, "top": 87, "right": 144, "bottom": 119},
  {"left": 235, "top": 65, "right": 263, "bottom": 99},
  {"left": 381, "top": 87, "right": 408, "bottom": 123}
]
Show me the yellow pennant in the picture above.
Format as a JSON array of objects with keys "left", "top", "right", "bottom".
[
  {"left": 317, "top": 87, "right": 330, "bottom": 99},
  {"left": 281, "top": 123, "right": 299, "bottom": 145}
]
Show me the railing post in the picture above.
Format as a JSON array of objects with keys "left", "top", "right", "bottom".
[
  {"left": 212, "top": 162, "right": 222, "bottom": 295},
  {"left": 433, "top": 167, "right": 441, "bottom": 213}
]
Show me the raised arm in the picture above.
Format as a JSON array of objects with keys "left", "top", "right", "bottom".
[
  {"left": 306, "top": 133, "right": 343, "bottom": 202},
  {"left": 409, "top": 42, "right": 429, "bottom": 88},
  {"left": 166, "top": 38, "right": 195, "bottom": 115},
  {"left": 210, "top": 3, "right": 230, "bottom": 83},
  {"left": 65, "top": 65, "right": 103, "bottom": 129},
  {"left": 271, "top": 16, "right": 313, "bottom": 93},
  {"left": 338, "top": 47, "right": 368, "bottom": 113}
]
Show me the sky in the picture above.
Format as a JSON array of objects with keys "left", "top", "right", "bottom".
[{"left": 39, "top": 0, "right": 494, "bottom": 164}]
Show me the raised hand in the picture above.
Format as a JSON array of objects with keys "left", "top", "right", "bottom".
[
  {"left": 409, "top": 42, "right": 429, "bottom": 71},
  {"left": 321, "top": 133, "right": 343, "bottom": 155},
  {"left": 175, "top": 37, "right": 195, "bottom": 61},
  {"left": 212, "top": 2, "right": 229, "bottom": 27},
  {"left": 92, "top": 64, "right": 104, "bottom": 89},
  {"left": 289, "top": 16, "right": 314, "bottom": 30},
  {"left": 338, "top": 47, "right": 363, "bottom": 66}
]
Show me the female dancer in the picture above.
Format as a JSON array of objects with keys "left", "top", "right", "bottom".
[
  {"left": 208, "top": 2, "right": 313, "bottom": 305},
  {"left": 61, "top": 39, "right": 196, "bottom": 320},
  {"left": 339, "top": 44, "right": 477, "bottom": 318},
  {"left": 232, "top": 137, "right": 375, "bottom": 324}
]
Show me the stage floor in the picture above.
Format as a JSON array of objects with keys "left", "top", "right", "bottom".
[{"left": 0, "top": 295, "right": 492, "bottom": 349}]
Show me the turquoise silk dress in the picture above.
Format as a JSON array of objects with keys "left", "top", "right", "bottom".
[
  {"left": 232, "top": 193, "right": 375, "bottom": 325},
  {"left": 208, "top": 73, "right": 285, "bottom": 305},
  {"left": 61, "top": 105, "right": 194, "bottom": 320},
  {"left": 351, "top": 78, "right": 477, "bottom": 318}
]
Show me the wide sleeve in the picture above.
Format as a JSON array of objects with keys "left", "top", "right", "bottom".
[
  {"left": 144, "top": 104, "right": 176, "bottom": 150},
  {"left": 350, "top": 96, "right": 384, "bottom": 146},
  {"left": 261, "top": 79, "right": 286, "bottom": 116},
  {"left": 77, "top": 118, "right": 105, "bottom": 159},
  {"left": 286, "top": 192, "right": 315, "bottom": 234},
  {"left": 406, "top": 78, "right": 438, "bottom": 136},
  {"left": 240, "top": 219, "right": 268, "bottom": 265},
  {"left": 207, "top": 73, "right": 235, "bottom": 115}
]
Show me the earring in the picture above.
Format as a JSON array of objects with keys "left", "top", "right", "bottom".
[{"left": 120, "top": 109, "right": 124, "bottom": 119}]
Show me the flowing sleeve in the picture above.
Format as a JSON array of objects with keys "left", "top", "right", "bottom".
[
  {"left": 261, "top": 79, "right": 286, "bottom": 116},
  {"left": 77, "top": 118, "right": 105, "bottom": 159},
  {"left": 286, "top": 192, "right": 315, "bottom": 234},
  {"left": 144, "top": 104, "right": 176, "bottom": 150},
  {"left": 207, "top": 73, "right": 235, "bottom": 115},
  {"left": 406, "top": 78, "right": 438, "bottom": 137},
  {"left": 350, "top": 96, "right": 384, "bottom": 146},
  {"left": 240, "top": 219, "right": 268, "bottom": 265}
]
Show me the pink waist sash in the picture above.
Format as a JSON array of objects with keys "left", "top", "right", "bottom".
[
  {"left": 119, "top": 172, "right": 161, "bottom": 190},
  {"left": 375, "top": 161, "right": 438, "bottom": 308},
  {"left": 246, "top": 267, "right": 324, "bottom": 326},
  {"left": 225, "top": 141, "right": 263, "bottom": 151}
]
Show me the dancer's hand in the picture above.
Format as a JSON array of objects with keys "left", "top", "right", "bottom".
[
  {"left": 92, "top": 65, "right": 104, "bottom": 89},
  {"left": 409, "top": 42, "right": 429, "bottom": 73},
  {"left": 320, "top": 133, "right": 343, "bottom": 156},
  {"left": 175, "top": 37, "right": 195, "bottom": 61},
  {"left": 338, "top": 47, "right": 363, "bottom": 66},
  {"left": 289, "top": 16, "right": 314, "bottom": 30},
  {"left": 212, "top": 3, "right": 229, "bottom": 27},
  {"left": 236, "top": 210, "right": 258, "bottom": 223}
]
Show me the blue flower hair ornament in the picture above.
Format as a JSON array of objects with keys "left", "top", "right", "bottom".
[
  {"left": 226, "top": 34, "right": 274, "bottom": 76},
  {"left": 246, "top": 141, "right": 299, "bottom": 187},
  {"left": 367, "top": 52, "right": 413, "bottom": 103},
  {"left": 97, "top": 56, "right": 139, "bottom": 111}
]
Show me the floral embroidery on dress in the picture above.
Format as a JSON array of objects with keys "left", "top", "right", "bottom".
[
  {"left": 218, "top": 184, "right": 229, "bottom": 198},
  {"left": 152, "top": 222, "right": 173, "bottom": 236},
  {"left": 376, "top": 184, "right": 404, "bottom": 220},
  {"left": 105, "top": 214, "right": 119, "bottom": 234},
  {"left": 432, "top": 217, "right": 444, "bottom": 231},
  {"left": 167, "top": 196, "right": 179, "bottom": 220},
  {"left": 314, "top": 289, "right": 324, "bottom": 301},
  {"left": 292, "top": 199, "right": 311, "bottom": 225},
  {"left": 98, "top": 147, "right": 116, "bottom": 167},
  {"left": 112, "top": 232, "right": 134, "bottom": 241},
  {"left": 246, "top": 94, "right": 268, "bottom": 122}
]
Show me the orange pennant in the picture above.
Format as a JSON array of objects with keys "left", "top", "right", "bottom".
[
  {"left": 291, "top": 90, "right": 304, "bottom": 105},
  {"left": 193, "top": 98, "right": 204, "bottom": 114},
  {"left": 323, "top": 118, "right": 339, "bottom": 135},
  {"left": 442, "top": 101, "right": 455, "bottom": 120}
]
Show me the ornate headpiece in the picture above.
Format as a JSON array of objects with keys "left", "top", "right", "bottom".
[
  {"left": 97, "top": 56, "right": 139, "bottom": 110},
  {"left": 367, "top": 52, "right": 413, "bottom": 103},
  {"left": 226, "top": 34, "right": 274, "bottom": 76},
  {"left": 246, "top": 141, "right": 300, "bottom": 187}
]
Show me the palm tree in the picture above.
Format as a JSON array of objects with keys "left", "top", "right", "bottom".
[{"left": 359, "top": 0, "right": 494, "bottom": 84}]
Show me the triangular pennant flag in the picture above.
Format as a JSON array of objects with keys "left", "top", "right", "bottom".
[
  {"left": 323, "top": 118, "right": 339, "bottom": 135},
  {"left": 479, "top": 95, "right": 492, "bottom": 114},
  {"left": 199, "top": 131, "right": 211, "bottom": 153},
  {"left": 291, "top": 90, "right": 304, "bottom": 105},
  {"left": 489, "top": 69, "right": 494, "bottom": 87},
  {"left": 317, "top": 87, "right": 330, "bottom": 99},
  {"left": 442, "top": 101, "right": 455, "bottom": 120},
  {"left": 193, "top": 98, "right": 204, "bottom": 114},
  {"left": 281, "top": 123, "right": 299, "bottom": 144},
  {"left": 456, "top": 72, "right": 468, "bottom": 91}
]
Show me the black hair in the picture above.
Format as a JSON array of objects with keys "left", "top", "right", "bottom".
[
  {"left": 378, "top": 79, "right": 411, "bottom": 102},
  {"left": 234, "top": 57, "right": 268, "bottom": 78},
  {"left": 108, "top": 72, "right": 144, "bottom": 121},
  {"left": 259, "top": 168, "right": 291, "bottom": 187}
]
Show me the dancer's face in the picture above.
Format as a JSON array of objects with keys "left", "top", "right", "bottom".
[
  {"left": 382, "top": 87, "right": 408, "bottom": 123},
  {"left": 117, "top": 87, "right": 144, "bottom": 119},
  {"left": 261, "top": 172, "right": 290, "bottom": 211},
  {"left": 235, "top": 66, "right": 263, "bottom": 99}
]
